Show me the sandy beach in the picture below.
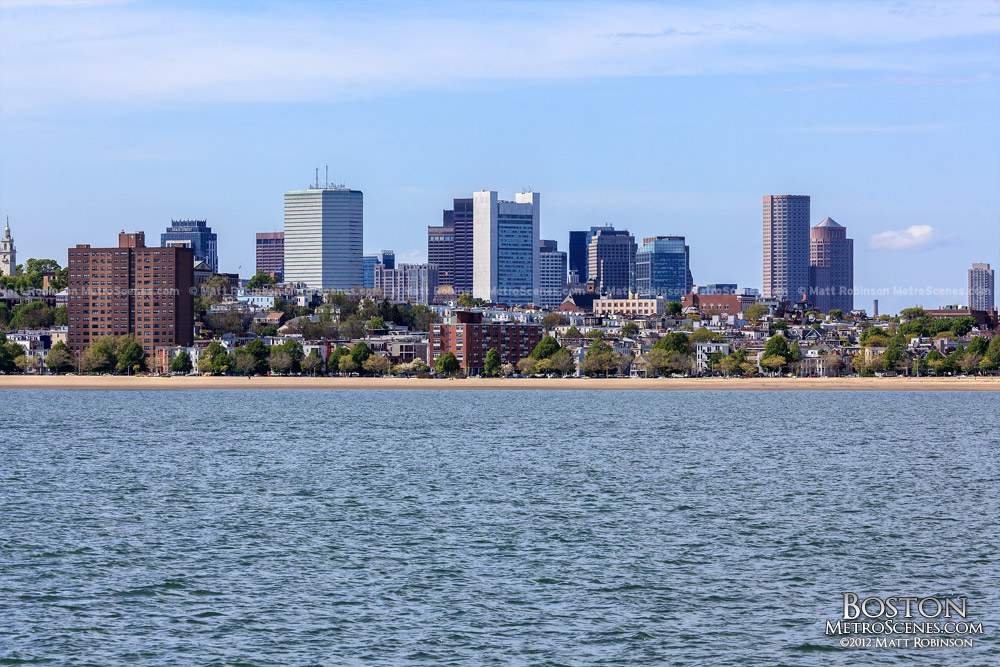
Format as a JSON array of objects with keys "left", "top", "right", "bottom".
[{"left": 1, "top": 375, "right": 998, "bottom": 391}]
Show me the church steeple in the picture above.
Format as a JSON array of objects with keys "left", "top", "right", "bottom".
[{"left": 1, "top": 216, "right": 16, "bottom": 277}]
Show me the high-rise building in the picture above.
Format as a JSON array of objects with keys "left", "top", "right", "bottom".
[
  {"left": 809, "top": 217, "right": 854, "bottom": 313},
  {"left": 284, "top": 185, "right": 363, "bottom": 289},
  {"left": 255, "top": 232, "right": 284, "bottom": 279},
  {"left": 427, "top": 223, "right": 455, "bottom": 288},
  {"left": 363, "top": 254, "right": 379, "bottom": 289},
  {"left": 374, "top": 263, "right": 439, "bottom": 304},
  {"left": 161, "top": 219, "right": 218, "bottom": 273},
  {"left": 568, "top": 231, "right": 588, "bottom": 284},
  {"left": 380, "top": 250, "right": 395, "bottom": 270},
  {"left": 473, "top": 190, "right": 540, "bottom": 305},
  {"left": 445, "top": 198, "right": 475, "bottom": 296},
  {"left": 0, "top": 217, "right": 15, "bottom": 277},
  {"left": 763, "top": 195, "right": 811, "bottom": 303},
  {"left": 67, "top": 232, "right": 194, "bottom": 355},
  {"left": 969, "top": 263, "right": 995, "bottom": 311},
  {"left": 634, "top": 235, "right": 693, "bottom": 302},
  {"left": 588, "top": 227, "right": 636, "bottom": 297},
  {"left": 539, "top": 239, "right": 568, "bottom": 308}
]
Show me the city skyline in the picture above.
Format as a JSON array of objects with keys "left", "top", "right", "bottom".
[{"left": 0, "top": 1, "right": 997, "bottom": 313}]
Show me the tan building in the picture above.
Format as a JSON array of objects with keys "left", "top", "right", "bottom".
[
  {"left": 67, "top": 232, "right": 194, "bottom": 355},
  {"left": 593, "top": 293, "right": 666, "bottom": 318}
]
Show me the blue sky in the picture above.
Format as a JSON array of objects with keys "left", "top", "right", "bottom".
[{"left": 1, "top": 0, "right": 998, "bottom": 313}]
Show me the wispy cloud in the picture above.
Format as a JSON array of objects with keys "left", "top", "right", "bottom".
[
  {"left": 0, "top": 1, "right": 997, "bottom": 114},
  {"left": 869, "top": 225, "right": 954, "bottom": 251}
]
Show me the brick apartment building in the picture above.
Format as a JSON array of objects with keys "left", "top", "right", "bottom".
[
  {"left": 428, "top": 309, "right": 543, "bottom": 374},
  {"left": 67, "top": 232, "right": 195, "bottom": 355}
]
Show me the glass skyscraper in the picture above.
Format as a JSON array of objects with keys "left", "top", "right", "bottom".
[
  {"left": 472, "top": 190, "right": 539, "bottom": 305},
  {"left": 634, "top": 236, "right": 693, "bottom": 301},
  {"left": 284, "top": 186, "right": 363, "bottom": 289},
  {"left": 161, "top": 219, "right": 218, "bottom": 273}
]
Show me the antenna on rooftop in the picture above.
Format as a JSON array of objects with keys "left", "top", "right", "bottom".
[
  {"left": 315, "top": 167, "right": 320, "bottom": 189},
  {"left": 325, "top": 164, "right": 329, "bottom": 188}
]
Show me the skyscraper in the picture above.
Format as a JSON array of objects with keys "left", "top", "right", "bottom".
[
  {"left": 284, "top": 185, "right": 363, "bottom": 289},
  {"left": 374, "top": 263, "right": 439, "bottom": 304},
  {"left": 363, "top": 254, "right": 380, "bottom": 289},
  {"left": 67, "top": 232, "right": 194, "bottom": 354},
  {"left": 161, "top": 219, "right": 218, "bottom": 273},
  {"left": 763, "top": 195, "right": 810, "bottom": 303},
  {"left": 568, "top": 231, "right": 588, "bottom": 284},
  {"left": 0, "top": 217, "right": 15, "bottom": 277},
  {"left": 539, "top": 239, "right": 568, "bottom": 308},
  {"left": 472, "top": 190, "right": 540, "bottom": 305},
  {"left": 445, "top": 198, "right": 475, "bottom": 296},
  {"left": 969, "top": 263, "right": 995, "bottom": 311},
  {"left": 634, "top": 236, "right": 693, "bottom": 302},
  {"left": 588, "top": 227, "right": 636, "bottom": 297},
  {"left": 255, "top": 232, "right": 284, "bottom": 279},
  {"left": 380, "top": 250, "right": 395, "bottom": 270},
  {"left": 809, "top": 217, "right": 854, "bottom": 313},
  {"left": 427, "top": 223, "right": 455, "bottom": 288}
]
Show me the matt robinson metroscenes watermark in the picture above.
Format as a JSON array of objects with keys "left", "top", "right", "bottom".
[{"left": 825, "top": 593, "right": 986, "bottom": 649}]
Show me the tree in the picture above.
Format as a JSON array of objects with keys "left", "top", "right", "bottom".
[
  {"left": 899, "top": 307, "right": 926, "bottom": 320},
  {"left": 582, "top": 339, "right": 619, "bottom": 377},
  {"left": 620, "top": 322, "right": 639, "bottom": 337},
  {"left": 412, "top": 305, "right": 441, "bottom": 332},
  {"left": 363, "top": 353, "right": 391, "bottom": 375},
  {"left": 761, "top": 355, "right": 786, "bottom": 375},
  {"left": 457, "top": 293, "right": 477, "bottom": 307},
  {"left": 434, "top": 352, "right": 461, "bottom": 375},
  {"left": 665, "top": 301, "right": 683, "bottom": 316},
  {"left": 15, "top": 355, "right": 40, "bottom": 373},
  {"left": 541, "top": 313, "right": 569, "bottom": 330},
  {"left": 517, "top": 357, "right": 537, "bottom": 375},
  {"left": 117, "top": 340, "right": 148, "bottom": 374},
  {"left": 243, "top": 339, "right": 271, "bottom": 375},
  {"left": 301, "top": 349, "right": 323, "bottom": 376},
  {"left": 45, "top": 341, "right": 75, "bottom": 374},
  {"left": 584, "top": 329, "right": 604, "bottom": 340},
  {"left": 338, "top": 356, "right": 358, "bottom": 374},
  {"left": 827, "top": 309, "right": 844, "bottom": 321},
  {"left": 483, "top": 348, "right": 501, "bottom": 377},
  {"left": 246, "top": 272, "right": 278, "bottom": 290},
  {"left": 690, "top": 327, "right": 722, "bottom": 342},
  {"left": 564, "top": 326, "right": 582, "bottom": 339},
  {"left": 365, "top": 316, "right": 386, "bottom": 331},
  {"left": 279, "top": 339, "right": 304, "bottom": 373},
  {"left": 170, "top": 350, "right": 193, "bottom": 374},
  {"left": 654, "top": 332, "right": 691, "bottom": 355},
  {"left": 350, "top": 341, "right": 373, "bottom": 367},
  {"left": 340, "top": 316, "right": 365, "bottom": 339},
  {"left": 200, "top": 274, "right": 231, "bottom": 304},
  {"left": 530, "top": 335, "right": 561, "bottom": 360},
  {"left": 550, "top": 348, "right": 576, "bottom": 376},
  {"left": 269, "top": 350, "right": 292, "bottom": 375},
  {"left": 763, "top": 334, "right": 791, "bottom": 361},
  {"left": 743, "top": 303, "right": 767, "bottom": 322},
  {"left": 234, "top": 350, "right": 257, "bottom": 375},
  {"left": 500, "top": 362, "right": 515, "bottom": 377}
]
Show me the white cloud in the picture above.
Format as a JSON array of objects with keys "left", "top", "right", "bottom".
[
  {"left": 0, "top": 1, "right": 997, "bottom": 114},
  {"left": 868, "top": 225, "right": 953, "bottom": 251}
]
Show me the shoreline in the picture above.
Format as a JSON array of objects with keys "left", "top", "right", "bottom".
[{"left": 1, "top": 375, "right": 999, "bottom": 391}]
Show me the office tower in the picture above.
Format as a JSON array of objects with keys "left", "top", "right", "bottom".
[
  {"left": 588, "top": 227, "right": 636, "bottom": 297},
  {"left": 67, "top": 232, "right": 194, "bottom": 354},
  {"left": 568, "top": 231, "right": 588, "bottom": 283},
  {"left": 444, "top": 198, "right": 475, "bottom": 296},
  {"left": 634, "top": 236, "right": 693, "bottom": 302},
  {"left": 380, "top": 250, "right": 395, "bottom": 270},
  {"left": 0, "top": 217, "right": 15, "bottom": 277},
  {"left": 763, "top": 195, "right": 811, "bottom": 303},
  {"left": 969, "top": 263, "right": 995, "bottom": 311},
  {"left": 255, "top": 232, "right": 284, "bottom": 279},
  {"left": 363, "top": 255, "right": 379, "bottom": 289},
  {"left": 161, "top": 219, "right": 218, "bottom": 273},
  {"left": 809, "top": 217, "right": 854, "bottom": 313},
  {"left": 427, "top": 223, "right": 455, "bottom": 288},
  {"left": 284, "top": 184, "right": 363, "bottom": 289},
  {"left": 539, "top": 239, "right": 568, "bottom": 308},
  {"left": 374, "top": 263, "right": 439, "bottom": 304},
  {"left": 472, "top": 190, "right": 540, "bottom": 305}
]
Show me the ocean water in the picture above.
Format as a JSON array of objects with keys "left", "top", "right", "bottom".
[{"left": 0, "top": 389, "right": 997, "bottom": 666}]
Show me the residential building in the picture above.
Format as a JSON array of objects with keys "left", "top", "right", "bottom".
[
  {"left": 428, "top": 309, "right": 543, "bottom": 374},
  {"left": 969, "top": 263, "right": 994, "bottom": 312},
  {"left": 284, "top": 185, "right": 363, "bottom": 289},
  {"left": 593, "top": 293, "right": 666, "bottom": 318},
  {"left": 373, "top": 263, "right": 439, "bottom": 304},
  {"left": 539, "top": 239, "right": 567, "bottom": 309},
  {"left": 694, "top": 341, "right": 730, "bottom": 374},
  {"left": 634, "top": 235, "right": 693, "bottom": 301},
  {"left": 0, "top": 217, "right": 14, "bottom": 277},
  {"left": 472, "top": 190, "right": 540, "bottom": 306},
  {"left": 161, "top": 219, "right": 218, "bottom": 273},
  {"left": 809, "top": 217, "right": 854, "bottom": 313},
  {"left": 444, "top": 198, "right": 475, "bottom": 296},
  {"left": 427, "top": 223, "right": 455, "bottom": 288},
  {"left": 683, "top": 292, "right": 757, "bottom": 315},
  {"left": 763, "top": 194, "right": 810, "bottom": 303},
  {"left": 255, "top": 232, "right": 284, "bottom": 279},
  {"left": 588, "top": 227, "right": 636, "bottom": 297},
  {"left": 67, "top": 232, "right": 194, "bottom": 354}
]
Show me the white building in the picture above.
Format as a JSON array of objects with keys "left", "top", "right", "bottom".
[
  {"left": 284, "top": 184, "right": 363, "bottom": 290},
  {"left": 472, "top": 190, "right": 539, "bottom": 306},
  {"left": 0, "top": 217, "right": 15, "bottom": 277},
  {"left": 374, "top": 263, "right": 439, "bottom": 304},
  {"left": 695, "top": 341, "right": 730, "bottom": 373}
]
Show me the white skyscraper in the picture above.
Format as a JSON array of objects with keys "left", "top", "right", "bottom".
[
  {"left": 538, "top": 239, "right": 567, "bottom": 308},
  {"left": 284, "top": 185, "right": 363, "bottom": 290},
  {"left": 472, "top": 190, "right": 540, "bottom": 305},
  {"left": 0, "top": 217, "right": 15, "bottom": 277},
  {"left": 968, "top": 263, "right": 994, "bottom": 311}
]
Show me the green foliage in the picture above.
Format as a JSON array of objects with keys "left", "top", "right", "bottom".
[
  {"left": 530, "top": 336, "right": 561, "bottom": 360},
  {"left": 770, "top": 320, "right": 789, "bottom": 333},
  {"left": 117, "top": 340, "right": 148, "bottom": 373},
  {"left": 827, "top": 309, "right": 844, "bottom": 320},
  {"left": 542, "top": 313, "right": 569, "bottom": 330},
  {"left": 0, "top": 332, "right": 26, "bottom": 372},
  {"left": 898, "top": 315, "right": 977, "bottom": 338},
  {"left": 363, "top": 353, "right": 391, "bottom": 375},
  {"left": 743, "top": 303, "right": 767, "bottom": 322},
  {"left": 549, "top": 348, "right": 576, "bottom": 376},
  {"left": 338, "top": 355, "right": 358, "bottom": 374},
  {"left": 899, "top": 307, "right": 926, "bottom": 320},
  {"left": 350, "top": 341, "right": 372, "bottom": 367},
  {"left": 584, "top": 329, "right": 604, "bottom": 340},
  {"left": 434, "top": 352, "right": 461, "bottom": 375},
  {"left": 665, "top": 301, "right": 683, "bottom": 316},
  {"left": 246, "top": 272, "right": 278, "bottom": 290},
  {"left": 365, "top": 317, "right": 386, "bottom": 330},
  {"left": 301, "top": 349, "right": 323, "bottom": 376},
  {"left": 0, "top": 258, "right": 68, "bottom": 292},
  {"left": 620, "top": 322, "right": 640, "bottom": 337},
  {"left": 653, "top": 332, "right": 691, "bottom": 355},
  {"left": 45, "top": 340, "right": 75, "bottom": 374},
  {"left": 582, "top": 339, "right": 620, "bottom": 376},
  {"left": 689, "top": 327, "right": 722, "bottom": 342},
  {"left": 483, "top": 348, "right": 501, "bottom": 377},
  {"left": 563, "top": 326, "right": 582, "bottom": 339},
  {"left": 170, "top": 350, "right": 193, "bottom": 374}
]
